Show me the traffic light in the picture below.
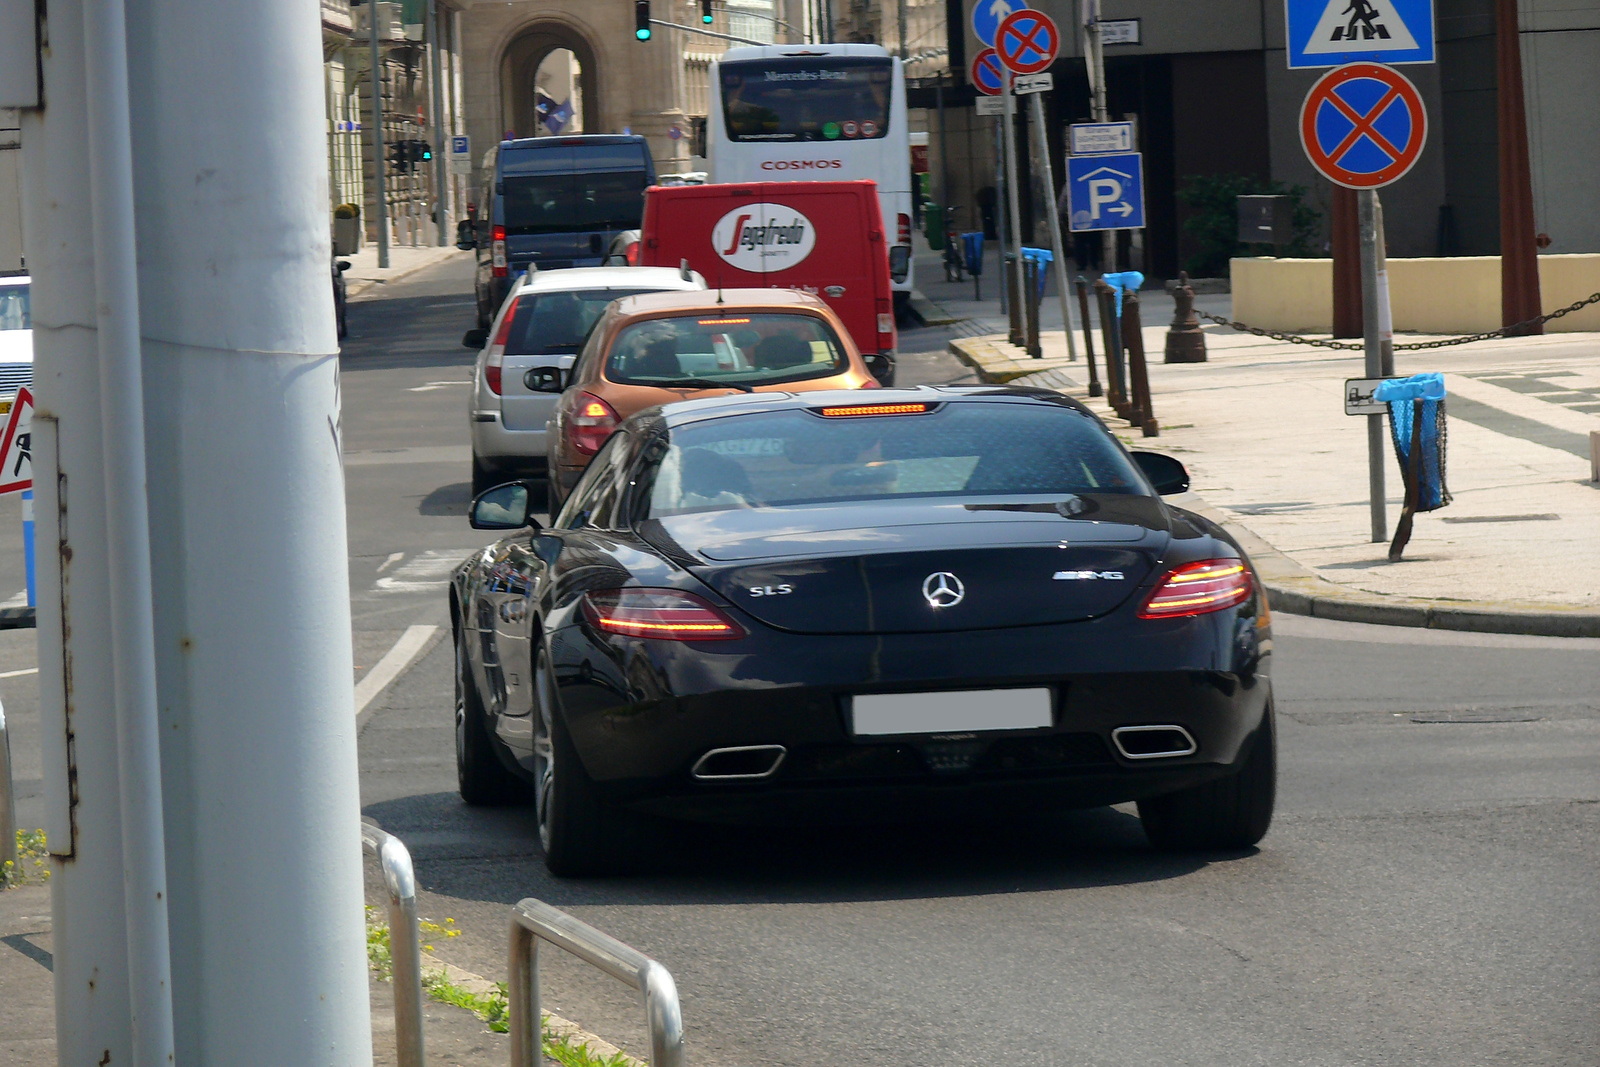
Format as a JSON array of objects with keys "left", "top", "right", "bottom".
[
  {"left": 415, "top": 140, "right": 433, "bottom": 163},
  {"left": 700, "top": 0, "right": 713, "bottom": 24},
  {"left": 634, "top": 0, "right": 651, "bottom": 40},
  {"left": 388, "top": 141, "right": 410, "bottom": 173}
]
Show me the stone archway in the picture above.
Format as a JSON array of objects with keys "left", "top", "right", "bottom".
[{"left": 500, "top": 22, "right": 601, "bottom": 139}]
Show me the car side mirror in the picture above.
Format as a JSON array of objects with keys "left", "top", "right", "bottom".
[
  {"left": 470, "top": 481, "right": 541, "bottom": 531},
  {"left": 455, "top": 219, "right": 477, "bottom": 250},
  {"left": 1132, "top": 452, "right": 1191, "bottom": 495},
  {"left": 524, "top": 366, "right": 565, "bottom": 393},
  {"left": 462, "top": 327, "right": 488, "bottom": 349},
  {"left": 336, "top": 260, "right": 351, "bottom": 272}
]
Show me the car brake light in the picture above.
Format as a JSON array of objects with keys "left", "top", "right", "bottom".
[
  {"left": 818, "top": 402, "right": 929, "bottom": 417},
  {"left": 492, "top": 224, "right": 507, "bottom": 278},
  {"left": 482, "top": 296, "right": 518, "bottom": 396},
  {"left": 626, "top": 242, "right": 639, "bottom": 265},
  {"left": 1139, "top": 560, "right": 1253, "bottom": 619},
  {"left": 581, "top": 588, "right": 746, "bottom": 641},
  {"left": 897, "top": 213, "right": 911, "bottom": 245},
  {"left": 567, "top": 391, "right": 620, "bottom": 456}
]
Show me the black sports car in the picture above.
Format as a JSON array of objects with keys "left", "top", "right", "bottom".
[{"left": 450, "top": 387, "right": 1275, "bottom": 875}]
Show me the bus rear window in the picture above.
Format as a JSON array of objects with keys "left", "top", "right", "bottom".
[{"left": 721, "top": 58, "right": 892, "bottom": 143}]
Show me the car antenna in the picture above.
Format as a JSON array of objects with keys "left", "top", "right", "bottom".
[{"left": 717, "top": 270, "right": 724, "bottom": 305}]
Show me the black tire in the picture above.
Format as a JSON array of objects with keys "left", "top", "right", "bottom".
[
  {"left": 535, "top": 646, "right": 642, "bottom": 877},
  {"left": 455, "top": 629, "right": 525, "bottom": 806},
  {"left": 470, "top": 454, "right": 496, "bottom": 498},
  {"left": 944, "top": 254, "right": 963, "bottom": 283},
  {"left": 1137, "top": 706, "right": 1276, "bottom": 850}
]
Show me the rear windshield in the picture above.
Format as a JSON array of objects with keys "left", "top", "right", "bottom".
[
  {"left": 642, "top": 403, "right": 1146, "bottom": 516},
  {"left": 502, "top": 171, "right": 648, "bottom": 235},
  {"left": 0, "top": 284, "right": 28, "bottom": 331},
  {"left": 605, "top": 312, "right": 848, "bottom": 388},
  {"left": 721, "top": 58, "right": 892, "bottom": 142},
  {"left": 505, "top": 289, "right": 658, "bottom": 356}
]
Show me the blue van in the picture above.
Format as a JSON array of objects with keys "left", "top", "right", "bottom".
[{"left": 461, "top": 135, "right": 657, "bottom": 328}]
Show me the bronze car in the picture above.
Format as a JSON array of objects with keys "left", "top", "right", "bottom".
[{"left": 548, "top": 287, "right": 876, "bottom": 506}]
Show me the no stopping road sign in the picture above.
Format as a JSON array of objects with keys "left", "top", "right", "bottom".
[
  {"left": 971, "top": 48, "right": 1006, "bottom": 96},
  {"left": 1299, "top": 62, "right": 1427, "bottom": 188},
  {"left": 995, "top": 9, "right": 1060, "bottom": 75}
]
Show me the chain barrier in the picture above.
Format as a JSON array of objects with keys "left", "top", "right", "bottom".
[{"left": 1194, "top": 290, "right": 1600, "bottom": 351}]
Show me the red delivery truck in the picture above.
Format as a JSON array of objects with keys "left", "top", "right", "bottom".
[{"left": 638, "top": 180, "right": 897, "bottom": 384}]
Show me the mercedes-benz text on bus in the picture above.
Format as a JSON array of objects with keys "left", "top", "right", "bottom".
[{"left": 708, "top": 44, "right": 913, "bottom": 315}]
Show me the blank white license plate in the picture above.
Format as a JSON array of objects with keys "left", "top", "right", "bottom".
[{"left": 850, "top": 688, "right": 1053, "bottom": 737}]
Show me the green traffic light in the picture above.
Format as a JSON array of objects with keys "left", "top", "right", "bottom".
[
  {"left": 636, "top": 27, "right": 650, "bottom": 39},
  {"left": 702, "top": 13, "right": 713, "bottom": 23}
]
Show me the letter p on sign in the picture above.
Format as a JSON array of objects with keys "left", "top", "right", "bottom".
[{"left": 1088, "top": 178, "right": 1122, "bottom": 219}]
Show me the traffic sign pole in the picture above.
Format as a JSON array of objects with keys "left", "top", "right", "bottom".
[
  {"left": 1000, "top": 69, "right": 1026, "bottom": 336},
  {"left": 1027, "top": 91, "right": 1077, "bottom": 361},
  {"left": 1360, "top": 189, "right": 1388, "bottom": 542}
]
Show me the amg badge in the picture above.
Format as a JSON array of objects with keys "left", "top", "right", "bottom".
[{"left": 1053, "top": 570, "right": 1125, "bottom": 581}]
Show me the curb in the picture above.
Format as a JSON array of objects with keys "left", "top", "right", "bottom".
[
  {"left": 345, "top": 248, "right": 469, "bottom": 299},
  {"left": 947, "top": 334, "right": 1600, "bottom": 639},
  {"left": 908, "top": 289, "right": 961, "bottom": 327}
]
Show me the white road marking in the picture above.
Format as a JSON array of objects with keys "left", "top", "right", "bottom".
[
  {"left": 376, "top": 551, "right": 405, "bottom": 573},
  {"left": 408, "top": 381, "right": 474, "bottom": 392},
  {"left": 0, "top": 666, "right": 38, "bottom": 678},
  {"left": 375, "top": 550, "right": 460, "bottom": 593},
  {"left": 343, "top": 445, "right": 472, "bottom": 467},
  {"left": 354, "top": 624, "right": 439, "bottom": 727},
  {"left": 0, "top": 590, "right": 27, "bottom": 608}
]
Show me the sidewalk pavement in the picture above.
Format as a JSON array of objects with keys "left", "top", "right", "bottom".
[
  {"left": 342, "top": 243, "right": 471, "bottom": 299},
  {"left": 939, "top": 264, "right": 1600, "bottom": 637}
]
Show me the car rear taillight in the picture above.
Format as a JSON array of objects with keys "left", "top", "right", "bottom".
[
  {"left": 491, "top": 224, "right": 507, "bottom": 278},
  {"left": 876, "top": 297, "right": 895, "bottom": 350},
  {"left": 482, "top": 295, "right": 518, "bottom": 395},
  {"left": 626, "top": 242, "right": 639, "bottom": 265},
  {"left": 581, "top": 588, "right": 746, "bottom": 641},
  {"left": 897, "top": 213, "right": 911, "bottom": 245},
  {"left": 1139, "top": 560, "right": 1254, "bottom": 619},
  {"left": 566, "top": 391, "right": 619, "bottom": 456}
]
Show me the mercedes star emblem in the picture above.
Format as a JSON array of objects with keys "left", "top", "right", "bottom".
[{"left": 922, "top": 571, "right": 965, "bottom": 609}]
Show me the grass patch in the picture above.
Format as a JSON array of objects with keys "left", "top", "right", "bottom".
[
  {"left": 2, "top": 829, "right": 50, "bottom": 889},
  {"left": 365, "top": 909, "right": 637, "bottom": 1064}
]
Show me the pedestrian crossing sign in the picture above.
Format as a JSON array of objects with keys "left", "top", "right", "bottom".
[{"left": 1286, "top": 0, "right": 1434, "bottom": 68}]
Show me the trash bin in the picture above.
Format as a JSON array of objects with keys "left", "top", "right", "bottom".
[
  {"left": 925, "top": 204, "right": 946, "bottom": 251},
  {"left": 961, "top": 232, "right": 985, "bottom": 277},
  {"left": 1375, "top": 372, "right": 1451, "bottom": 512},
  {"left": 1021, "top": 247, "right": 1053, "bottom": 301}
]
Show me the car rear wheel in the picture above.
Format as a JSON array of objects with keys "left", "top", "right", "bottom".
[
  {"left": 455, "top": 629, "right": 525, "bottom": 806},
  {"left": 535, "top": 646, "right": 642, "bottom": 877},
  {"left": 1137, "top": 706, "right": 1276, "bottom": 850},
  {"left": 470, "top": 454, "right": 495, "bottom": 498}
]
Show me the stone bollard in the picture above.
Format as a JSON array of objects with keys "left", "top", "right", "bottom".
[{"left": 1164, "top": 270, "right": 1208, "bottom": 363}]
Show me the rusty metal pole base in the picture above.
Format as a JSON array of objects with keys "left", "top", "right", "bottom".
[{"left": 1164, "top": 271, "right": 1208, "bottom": 363}]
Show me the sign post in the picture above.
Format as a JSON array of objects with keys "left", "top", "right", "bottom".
[
  {"left": 994, "top": 8, "right": 1060, "bottom": 348},
  {"left": 1299, "top": 61, "right": 1426, "bottom": 542}
]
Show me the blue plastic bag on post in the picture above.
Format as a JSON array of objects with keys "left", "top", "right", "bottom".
[
  {"left": 1100, "top": 271, "right": 1144, "bottom": 316},
  {"left": 1374, "top": 372, "right": 1451, "bottom": 512},
  {"left": 1021, "top": 247, "right": 1053, "bottom": 301},
  {"left": 961, "top": 232, "right": 985, "bottom": 277}
]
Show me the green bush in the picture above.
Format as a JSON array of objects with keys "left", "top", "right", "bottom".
[{"left": 1177, "top": 174, "right": 1321, "bottom": 278}]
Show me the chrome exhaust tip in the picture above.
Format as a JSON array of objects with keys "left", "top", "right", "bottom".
[
  {"left": 691, "top": 745, "right": 787, "bottom": 780},
  {"left": 1111, "top": 725, "right": 1198, "bottom": 760}
]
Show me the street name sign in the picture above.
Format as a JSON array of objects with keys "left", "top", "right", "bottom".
[
  {"left": 971, "top": 48, "right": 1006, "bottom": 95},
  {"left": 975, "top": 96, "right": 1006, "bottom": 116},
  {"left": 972, "top": 0, "right": 1028, "bottom": 47},
  {"left": 1286, "top": 0, "right": 1435, "bottom": 67},
  {"left": 1299, "top": 62, "right": 1427, "bottom": 189},
  {"left": 0, "top": 386, "right": 32, "bottom": 494},
  {"left": 1098, "top": 18, "right": 1141, "bottom": 45},
  {"left": 1069, "top": 121, "right": 1133, "bottom": 154},
  {"left": 1013, "top": 72, "right": 1053, "bottom": 95},
  {"left": 995, "top": 9, "right": 1060, "bottom": 75},
  {"left": 1066, "top": 152, "right": 1145, "bottom": 232},
  {"left": 1345, "top": 377, "right": 1398, "bottom": 415}
]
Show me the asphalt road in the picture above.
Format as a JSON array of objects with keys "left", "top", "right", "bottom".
[{"left": 5, "top": 257, "right": 1544, "bottom": 1065}]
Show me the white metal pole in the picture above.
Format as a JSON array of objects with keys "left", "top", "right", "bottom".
[
  {"left": 1028, "top": 92, "right": 1077, "bottom": 361},
  {"left": 371, "top": 3, "right": 389, "bottom": 267},
  {"left": 1359, "top": 189, "right": 1387, "bottom": 542},
  {"left": 20, "top": 0, "right": 145, "bottom": 1057},
  {"left": 1084, "top": 0, "right": 1113, "bottom": 271},
  {"left": 122, "top": 0, "right": 373, "bottom": 1058},
  {"left": 429, "top": 0, "right": 448, "bottom": 247},
  {"left": 81, "top": 0, "right": 178, "bottom": 1057},
  {"left": 1001, "top": 71, "right": 1026, "bottom": 320}
]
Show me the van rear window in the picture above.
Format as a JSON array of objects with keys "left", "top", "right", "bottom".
[{"left": 502, "top": 171, "right": 648, "bottom": 235}]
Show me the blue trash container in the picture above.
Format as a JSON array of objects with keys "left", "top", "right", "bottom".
[
  {"left": 1374, "top": 372, "right": 1451, "bottom": 511},
  {"left": 1021, "top": 247, "right": 1053, "bottom": 300},
  {"left": 961, "top": 231, "right": 985, "bottom": 277}
]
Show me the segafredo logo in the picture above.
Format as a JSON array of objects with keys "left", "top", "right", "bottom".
[{"left": 711, "top": 204, "right": 816, "bottom": 272}]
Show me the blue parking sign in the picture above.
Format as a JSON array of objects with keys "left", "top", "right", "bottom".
[
  {"left": 1285, "top": 0, "right": 1435, "bottom": 68},
  {"left": 1066, "top": 152, "right": 1145, "bottom": 232}
]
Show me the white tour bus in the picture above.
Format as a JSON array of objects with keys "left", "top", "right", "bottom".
[{"left": 708, "top": 43, "right": 914, "bottom": 314}]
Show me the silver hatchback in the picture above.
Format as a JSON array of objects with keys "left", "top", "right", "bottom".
[{"left": 462, "top": 265, "right": 704, "bottom": 495}]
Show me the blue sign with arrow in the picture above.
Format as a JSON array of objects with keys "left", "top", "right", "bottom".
[
  {"left": 1066, "top": 152, "right": 1145, "bottom": 232},
  {"left": 971, "top": 0, "right": 1028, "bottom": 47},
  {"left": 1285, "top": 0, "right": 1435, "bottom": 68}
]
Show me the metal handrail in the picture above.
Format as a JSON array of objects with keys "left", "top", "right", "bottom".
[
  {"left": 361, "top": 820, "right": 426, "bottom": 1067},
  {"left": 509, "top": 897, "right": 685, "bottom": 1067}
]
